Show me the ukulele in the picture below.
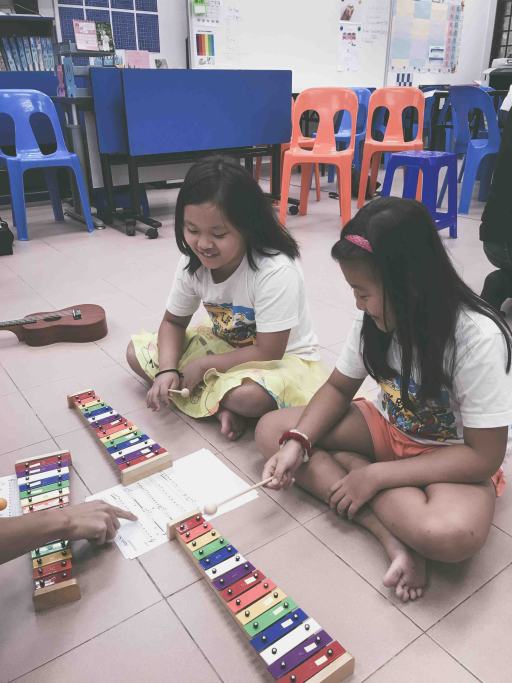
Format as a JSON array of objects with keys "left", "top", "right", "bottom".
[{"left": 0, "top": 304, "right": 108, "bottom": 347}]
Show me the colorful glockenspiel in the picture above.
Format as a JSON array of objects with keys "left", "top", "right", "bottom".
[
  {"left": 67, "top": 389, "right": 172, "bottom": 485},
  {"left": 168, "top": 511, "right": 355, "bottom": 682},
  {"left": 15, "top": 450, "right": 81, "bottom": 611}
]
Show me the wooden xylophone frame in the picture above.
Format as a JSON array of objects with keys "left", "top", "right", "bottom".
[
  {"left": 15, "top": 450, "right": 81, "bottom": 611},
  {"left": 168, "top": 511, "right": 355, "bottom": 683},
  {"left": 67, "top": 389, "right": 173, "bottom": 485}
]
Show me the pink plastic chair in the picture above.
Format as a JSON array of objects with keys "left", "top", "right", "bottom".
[
  {"left": 280, "top": 88, "right": 358, "bottom": 227},
  {"left": 357, "top": 87, "right": 425, "bottom": 208}
]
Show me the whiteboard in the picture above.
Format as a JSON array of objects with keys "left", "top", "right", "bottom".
[{"left": 187, "top": 0, "right": 392, "bottom": 91}]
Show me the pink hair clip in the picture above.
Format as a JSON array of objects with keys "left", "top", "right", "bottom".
[{"left": 344, "top": 234, "right": 373, "bottom": 253}]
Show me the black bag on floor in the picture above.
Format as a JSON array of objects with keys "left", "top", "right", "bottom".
[{"left": 0, "top": 218, "right": 14, "bottom": 256}]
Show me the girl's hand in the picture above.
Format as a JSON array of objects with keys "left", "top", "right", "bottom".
[
  {"left": 263, "top": 440, "right": 304, "bottom": 490},
  {"left": 147, "top": 372, "right": 180, "bottom": 411},
  {"left": 180, "top": 358, "right": 207, "bottom": 393},
  {"left": 328, "top": 467, "right": 381, "bottom": 520}
]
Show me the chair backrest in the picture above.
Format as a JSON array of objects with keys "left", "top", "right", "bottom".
[
  {"left": 336, "top": 87, "right": 371, "bottom": 136},
  {"left": 446, "top": 85, "right": 501, "bottom": 151},
  {"left": 291, "top": 87, "right": 359, "bottom": 154},
  {"left": 0, "top": 89, "right": 67, "bottom": 157},
  {"left": 366, "top": 87, "right": 425, "bottom": 144}
]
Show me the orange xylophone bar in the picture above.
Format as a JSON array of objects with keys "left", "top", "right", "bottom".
[
  {"left": 168, "top": 511, "right": 355, "bottom": 682},
  {"left": 15, "top": 450, "right": 81, "bottom": 611},
  {"left": 67, "top": 389, "right": 172, "bottom": 485}
]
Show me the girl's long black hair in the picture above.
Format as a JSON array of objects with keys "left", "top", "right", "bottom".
[
  {"left": 331, "top": 197, "right": 512, "bottom": 409},
  {"left": 175, "top": 155, "right": 299, "bottom": 273}
]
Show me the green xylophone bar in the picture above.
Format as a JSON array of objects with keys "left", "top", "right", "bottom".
[
  {"left": 67, "top": 389, "right": 172, "bottom": 485},
  {"left": 15, "top": 450, "right": 81, "bottom": 611},
  {"left": 168, "top": 511, "right": 355, "bottom": 682}
]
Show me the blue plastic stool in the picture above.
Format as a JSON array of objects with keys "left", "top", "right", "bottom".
[
  {"left": 381, "top": 151, "right": 458, "bottom": 238},
  {"left": 0, "top": 89, "right": 94, "bottom": 240}
]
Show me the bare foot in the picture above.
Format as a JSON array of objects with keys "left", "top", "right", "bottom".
[
  {"left": 382, "top": 536, "right": 426, "bottom": 603},
  {"left": 217, "top": 408, "right": 247, "bottom": 441}
]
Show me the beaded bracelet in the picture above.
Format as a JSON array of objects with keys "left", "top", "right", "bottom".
[
  {"left": 278, "top": 429, "right": 312, "bottom": 463},
  {"left": 155, "top": 368, "right": 183, "bottom": 379}
]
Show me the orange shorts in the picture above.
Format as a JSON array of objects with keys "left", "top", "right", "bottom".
[{"left": 354, "top": 398, "right": 506, "bottom": 497}]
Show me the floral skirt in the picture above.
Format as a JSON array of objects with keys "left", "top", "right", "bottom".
[{"left": 131, "top": 325, "right": 327, "bottom": 419}]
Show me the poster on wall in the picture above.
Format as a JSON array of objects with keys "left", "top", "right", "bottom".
[
  {"left": 190, "top": 0, "right": 222, "bottom": 67},
  {"left": 337, "top": 0, "right": 389, "bottom": 71},
  {"left": 389, "top": 0, "right": 464, "bottom": 75}
]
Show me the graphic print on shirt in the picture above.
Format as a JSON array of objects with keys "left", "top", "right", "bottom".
[
  {"left": 380, "top": 375, "right": 457, "bottom": 442},
  {"left": 203, "top": 302, "right": 256, "bottom": 347}
]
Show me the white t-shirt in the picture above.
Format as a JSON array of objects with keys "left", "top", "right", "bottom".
[
  {"left": 166, "top": 252, "right": 320, "bottom": 360},
  {"left": 336, "top": 309, "right": 512, "bottom": 445}
]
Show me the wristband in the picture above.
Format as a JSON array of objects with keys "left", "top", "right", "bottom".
[
  {"left": 154, "top": 368, "right": 182, "bottom": 379},
  {"left": 278, "top": 429, "right": 312, "bottom": 464}
]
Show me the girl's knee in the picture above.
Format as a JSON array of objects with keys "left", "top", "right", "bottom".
[
  {"left": 126, "top": 340, "right": 136, "bottom": 367},
  {"left": 417, "top": 515, "right": 489, "bottom": 563},
  {"left": 255, "top": 410, "right": 283, "bottom": 455}
]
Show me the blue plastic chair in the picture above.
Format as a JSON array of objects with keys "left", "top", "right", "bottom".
[
  {"left": 437, "top": 86, "right": 501, "bottom": 214},
  {"left": 381, "top": 150, "right": 458, "bottom": 238},
  {"left": 0, "top": 89, "right": 94, "bottom": 240},
  {"left": 327, "top": 87, "right": 371, "bottom": 181}
]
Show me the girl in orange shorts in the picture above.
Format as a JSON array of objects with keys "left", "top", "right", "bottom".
[{"left": 256, "top": 197, "right": 512, "bottom": 603}]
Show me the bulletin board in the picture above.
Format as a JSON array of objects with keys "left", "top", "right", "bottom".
[{"left": 186, "top": 0, "right": 393, "bottom": 91}]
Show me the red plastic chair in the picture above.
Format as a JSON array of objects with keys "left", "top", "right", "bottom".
[
  {"left": 254, "top": 99, "right": 321, "bottom": 202},
  {"left": 280, "top": 88, "right": 358, "bottom": 227},
  {"left": 357, "top": 87, "right": 425, "bottom": 208}
]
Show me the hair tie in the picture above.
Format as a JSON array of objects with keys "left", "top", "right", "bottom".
[{"left": 344, "top": 234, "right": 373, "bottom": 253}]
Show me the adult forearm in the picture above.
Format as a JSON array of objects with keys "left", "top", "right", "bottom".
[
  {"left": 157, "top": 320, "right": 186, "bottom": 371},
  {"left": 0, "top": 508, "right": 69, "bottom": 565},
  {"left": 295, "top": 382, "right": 352, "bottom": 446},
  {"left": 372, "top": 444, "right": 500, "bottom": 491}
]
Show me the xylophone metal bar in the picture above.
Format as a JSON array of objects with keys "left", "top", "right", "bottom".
[
  {"left": 67, "top": 389, "right": 173, "bottom": 485},
  {"left": 15, "top": 450, "right": 81, "bottom": 611},
  {"left": 168, "top": 512, "right": 355, "bottom": 682}
]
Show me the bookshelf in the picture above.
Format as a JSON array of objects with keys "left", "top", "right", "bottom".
[{"left": 0, "top": 15, "right": 56, "bottom": 72}]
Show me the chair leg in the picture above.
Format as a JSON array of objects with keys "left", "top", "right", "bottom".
[
  {"left": 255, "top": 157, "right": 262, "bottom": 182},
  {"left": 327, "top": 164, "right": 335, "bottom": 183},
  {"left": 358, "top": 148, "right": 372, "bottom": 208},
  {"left": 70, "top": 162, "right": 94, "bottom": 232},
  {"left": 8, "top": 165, "right": 29, "bottom": 241},
  {"left": 337, "top": 163, "right": 352, "bottom": 227},
  {"left": 380, "top": 161, "right": 397, "bottom": 198},
  {"left": 437, "top": 162, "right": 451, "bottom": 209},
  {"left": 403, "top": 166, "right": 421, "bottom": 199},
  {"left": 369, "top": 152, "right": 381, "bottom": 197},
  {"left": 279, "top": 157, "right": 293, "bottom": 226},
  {"left": 314, "top": 164, "right": 321, "bottom": 201},
  {"left": 299, "top": 164, "right": 314, "bottom": 216},
  {"left": 44, "top": 168, "right": 64, "bottom": 222}
]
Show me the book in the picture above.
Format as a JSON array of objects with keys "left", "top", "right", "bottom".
[
  {"left": 35, "top": 36, "right": 45, "bottom": 71},
  {"left": 8, "top": 38, "right": 22, "bottom": 71},
  {"left": 0, "top": 50, "right": 6, "bottom": 71},
  {"left": 73, "top": 19, "right": 99, "bottom": 51},
  {"left": 1, "top": 38, "right": 15, "bottom": 71},
  {"left": 125, "top": 50, "right": 150, "bottom": 68},
  {"left": 23, "top": 37, "right": 34, "bottom": 71},
  {"left": 96, "top": 22, "right": 114, "bottom": 52},
  {"left": 29, "top": 37, "right": 39, "bottom": 71},
  {"left": 15, "top": 38, "right": 28, "bottom": 71},
  {"left": 42, "top": 37, "right": 55, "bottom": 71}
]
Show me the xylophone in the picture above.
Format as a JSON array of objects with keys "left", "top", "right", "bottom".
[
  {"left": 67, "top": 389, "right": 172, "bottom": 485},
  {"left": 168, "top": 511, "right": 355, "bottom": 682},
  {"left": 15, "top": 450, "right": 81, "bottom": 611}
]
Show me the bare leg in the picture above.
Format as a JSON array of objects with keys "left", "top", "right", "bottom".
[
  {"left": 126, "top": 341, "right": 150, "bottom": 382},
  {"left": 255, "top": 407, "right": 426, "bottom": 601},
  {"left": 217, "top": 380, "right": 277, "bottom": 441}
]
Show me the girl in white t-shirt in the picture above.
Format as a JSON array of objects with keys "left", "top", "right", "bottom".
[
  {"left": 126, "top": 156, "right": 326, "bottom": 440},
  {"left": 256, "top": 197, "right": 512, "bottom": 603}
]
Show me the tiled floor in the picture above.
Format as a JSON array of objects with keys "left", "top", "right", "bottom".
[{"left": 0, "top": 171, "right": 511, "bottom": 683}]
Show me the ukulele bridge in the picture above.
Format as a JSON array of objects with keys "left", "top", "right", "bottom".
[{"left": 72, "top": 309, "right": 82, "bottom": 320}]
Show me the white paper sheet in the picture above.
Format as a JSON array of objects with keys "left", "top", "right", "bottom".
[
  {"left": 0, "top": 474, "right": 21, "bottom": 518},
  {"left": 86, "top": 449, "right": 258, "bottom": 559}
]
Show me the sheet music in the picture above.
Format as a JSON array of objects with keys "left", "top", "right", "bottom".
[
  {"left": 86, "top": 449, "right": 258, "bottom": 559},
  {"left": 0, "top": 474, "right": 21, "bottom": 518}
]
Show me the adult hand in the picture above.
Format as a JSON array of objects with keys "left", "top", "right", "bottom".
[
  {"left": 65, "top": 501, "right": 137, "bottom": 546},
  {"left": 146, "top": 372, "right": 180, "bottom": 411},
  {"left": 180, "top": 358, "right": 207, "bottom": 393},
  {"left": 328, "top": 467, "right": 380, "bottom": 520},
  {"left": 263, "top": 440, "right": 304, "bottom": 490}
]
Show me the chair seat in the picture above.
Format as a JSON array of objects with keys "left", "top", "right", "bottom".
[{"left": 285, "top": 147, "right": 353, "bottom": 165}]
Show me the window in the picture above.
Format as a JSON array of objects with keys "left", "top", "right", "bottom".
[{"left": 491, "top": 0, "right": 512, "bottom": 61}]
